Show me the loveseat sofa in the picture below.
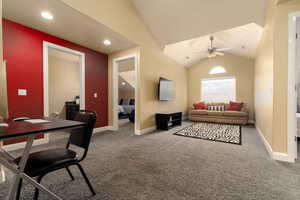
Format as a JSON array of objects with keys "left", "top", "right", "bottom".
[{"left": 189, "top": 102, "right": 249, "bottom": 125}]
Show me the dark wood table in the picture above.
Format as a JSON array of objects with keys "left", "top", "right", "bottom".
[{"left": 0, "top": 118, "right": 85, "bottom": 200}]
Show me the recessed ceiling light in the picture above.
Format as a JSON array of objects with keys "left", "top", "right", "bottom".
[
  {"left": 103, "top": 39, "right": 111, "bottom": 46},
  {"left": 122, "top": 82, "right": 126, "bottom": 85},
  {"left": 41, "top": 11, "right": 54, "bottom": 20}
]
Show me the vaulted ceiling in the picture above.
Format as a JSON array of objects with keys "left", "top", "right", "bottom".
[
  {"left": 131, "top": 0, "right": 266, "bottom": 46},
  {"left": 131, "top": 0, "right": 266, "bottom": 66},
  {"left": 164, "top": 23, "right": 263, "bottom": 67}
]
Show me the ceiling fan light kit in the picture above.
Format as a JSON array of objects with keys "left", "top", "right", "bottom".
[{"left": 205, "top": 36, "right": 231, "bottom": 58}]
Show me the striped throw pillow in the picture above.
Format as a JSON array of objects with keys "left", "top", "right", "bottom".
[
  {"left": 208, "top": 105, "right": 225, "bottom": 111},
  {"left": 208, "top": 106, "right": 215, "bottom": 111}
]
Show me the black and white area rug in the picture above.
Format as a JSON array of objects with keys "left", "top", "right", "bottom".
[{"left": 174, "top": 123, "right": 242, "bottom": 145}]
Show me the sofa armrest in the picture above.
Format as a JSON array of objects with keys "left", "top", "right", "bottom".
[
  {"left": 241, "top": 106, "right": 249, "bottom": 113},
  {"left": 189, "top": 108, "right": 195, "bottom": 114}
]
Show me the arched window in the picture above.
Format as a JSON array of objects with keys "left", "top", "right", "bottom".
[{"left": 209, "top": 66, "right": 226, "bottom": 75}]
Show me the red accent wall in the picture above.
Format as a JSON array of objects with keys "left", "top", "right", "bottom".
[{"left": 3, "top": 19, "right": 108, "bottom": 145}]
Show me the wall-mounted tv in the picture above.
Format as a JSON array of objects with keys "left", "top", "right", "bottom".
[{"left": 158, "top": 77, "right": 175, "bottom": 101}]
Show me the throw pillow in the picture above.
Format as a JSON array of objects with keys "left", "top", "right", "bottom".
[
  {"left": 208, "top": 105, "right": 215, "bottom": 111},
  {"left": 193, "top": 102, "right": 207, "bottom": 110},
  {"left": 228, "top": 101, "right": 243, "bottom": 111},
  {"left": 217, "top": 105, "right": 225, "bottom": 111},
  {"left": 208, "top": 105, "right": 224, "bottom": 111}
]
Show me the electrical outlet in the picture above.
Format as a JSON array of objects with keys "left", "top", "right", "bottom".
[
  {"left": 18, "top": 89, "right": 27, "bottom": 96},
  {"left": 94, "top": 93, "right": 98, "bottom": 98}
]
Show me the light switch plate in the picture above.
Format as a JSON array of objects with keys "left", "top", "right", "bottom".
[
  {"left": 18, "top": 89, "right": 27, "bottom": 96},
  {"left": 94, "top": 93, "right": 98, "bottom": 98}
]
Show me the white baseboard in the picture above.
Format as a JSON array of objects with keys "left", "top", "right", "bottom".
[
  {"left": 135, "top": 126, "right": 156, "bottom": 136},
  {"left": 255, "top": 125, "right": 273, "bottom": 158},
  {"left": 273, "top": 152, "right": 295, "bottom": 163},
  {"left": 3, "top": 135, "right": 49, "bottom": 152},
  {"left": 93, "top": 126, "right": 114, "bottom": 133},
  {"left": 255, "top": 124, "right": 295, "bottom": 163},
  {"left": 110, "top": 126, "right": 118, "bottom": 131},
  {"left": 182, "top": 115, "right": 188, "bottom": 120}
]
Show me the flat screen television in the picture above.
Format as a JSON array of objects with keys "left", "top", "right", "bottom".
[{"left": 158, "top": 77, "right": 174, "bottom": 101}]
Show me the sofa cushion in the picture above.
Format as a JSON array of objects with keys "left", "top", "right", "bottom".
[
  {"left": 207, "top": 111, "right": 224, "bottom": 116},
  {"left": 190, "top": 109, "right": 208, "bottom": 115},
  {"left": 223, "top": 111, "right": 248, "bottom": 117}
]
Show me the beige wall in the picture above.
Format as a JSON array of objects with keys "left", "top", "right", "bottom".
[
  {"left": 188, "top": 54, "right": 255, "bottom": 120},
  {"left": 0, "top": 0, "right": 8, "bottom": 119},
  {"left": 61, "top": 0, "right": 189, "bottom": 130},
  {"left": 49, "top": 55, "right": 80, "bottom": 119},
  {"left": 254, "top": 0, "right": 275, "bottom": 148},
  {"left": 273, "top": 0, "right": 300, "bottom": 153},
  {"left": 138, "top": 47, "right": 188, "bottom": 129},
  {"left": 276, "top": 0, "right": 294, "bottom": 5},
  {"left": 255, "top": 0, "right": 300, "bottom": 154}
]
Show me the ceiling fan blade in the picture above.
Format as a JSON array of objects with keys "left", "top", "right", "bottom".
[
  {"left": 216, "top": 48, "right": 231, "bottom": 52},
  {"left": 193, "top": 51, "right": 207, "bottom": 54},
  {"left": 207, "top": 53, "right": 216, "bottom": 58},
  {"left": 216, "top": 52, "right": 224, "bottom": 56}
]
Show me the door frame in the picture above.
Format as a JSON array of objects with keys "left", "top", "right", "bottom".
[
  {"left": 43, "top": 41, "right": 86, "bottom": 117},
  {"left": 112, "top": 54, "right": 139, "bottom": 135},
  {"left": 288, "top": 11, "right": 300, "bottom": 162}
]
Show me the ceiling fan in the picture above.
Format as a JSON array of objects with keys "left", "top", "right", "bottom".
[{"left": 195, "top": 36, "right": 231, "bottom": 58}]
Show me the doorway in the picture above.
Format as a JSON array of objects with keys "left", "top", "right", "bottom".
[
  {"left": 288, "top": 12, "right": 300, "bottom": 162},
  {"left": 113, "top": 54, "right": 139, "bottom": 135},
  {"left": 43, "top": 42, "right": 85, "bottom": 119}
]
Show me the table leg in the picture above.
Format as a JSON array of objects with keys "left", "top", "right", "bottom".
[
  {"left": 6, "top": 135, "right": 34, "bottom": 200},
  {"left": 0, "top": 141, "right": 5, "bottom": 183},
  {"left": 5, "top": 136, "right": 63, "bottom": 200}
]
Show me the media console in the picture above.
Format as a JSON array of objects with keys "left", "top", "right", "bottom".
[{"left": 155, "top": 112, "right": 182, "bottom": 130}]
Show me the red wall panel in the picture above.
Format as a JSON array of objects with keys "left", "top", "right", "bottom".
[{"left": 3, "top": 19, "right": 108, "bottom": 137}]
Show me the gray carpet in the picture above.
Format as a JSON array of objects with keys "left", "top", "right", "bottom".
[{"left": 1, "top": 121, "right": 300, "bottom": 200}]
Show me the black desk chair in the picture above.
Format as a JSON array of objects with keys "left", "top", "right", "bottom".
[{"left": 15, "top": 110, "right": 97, "bottom": 200}]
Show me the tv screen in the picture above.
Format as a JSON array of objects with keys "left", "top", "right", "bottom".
[{"left": 158, "top": 77, "right": 174, "bottom": 101}]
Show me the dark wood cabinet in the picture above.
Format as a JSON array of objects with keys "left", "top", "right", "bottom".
[{"left": 155, "top": 112, "right": 182, "bottom": 130}]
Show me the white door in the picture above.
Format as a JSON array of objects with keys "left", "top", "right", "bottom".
[
  {"left": 296, "top": 18, "right": 300, "bottom": 138},
  {"left": 296, "top": 18, "right": 300, "bottom": 160}
]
